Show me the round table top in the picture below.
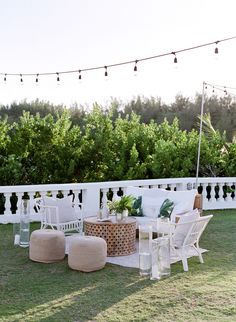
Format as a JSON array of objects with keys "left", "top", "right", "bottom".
[{"left": 84, "top": 216, "right": 136, "bottom": 225}]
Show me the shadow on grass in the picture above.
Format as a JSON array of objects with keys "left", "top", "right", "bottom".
[{"left": 0, "top": 223, "right": 157, "bottom": 322}]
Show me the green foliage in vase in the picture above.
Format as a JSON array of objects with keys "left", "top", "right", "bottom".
[{"left": 107, "top": 195, "right": 135, "bottom": 214}]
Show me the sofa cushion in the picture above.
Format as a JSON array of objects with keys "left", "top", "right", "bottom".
[
  {"left": 142, "top": 195, "right": 167, "bottom": 218},
  {"left": 167, "top": 189, "right": 197, "bottom": 220}
]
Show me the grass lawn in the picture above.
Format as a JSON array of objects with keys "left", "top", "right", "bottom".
[{"left": 0, "top": 210, "right": 236, "bottom": 322}]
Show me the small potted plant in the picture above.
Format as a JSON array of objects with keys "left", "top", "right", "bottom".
[{"left": 107, "top": 195, "right": 135, "bottom": 221}]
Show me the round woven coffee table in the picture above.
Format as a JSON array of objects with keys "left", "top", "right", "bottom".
[{"left": 84, "top": 216, "right": 137, "bottom": 256}]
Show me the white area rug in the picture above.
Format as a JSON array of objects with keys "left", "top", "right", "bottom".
[
  {"left": 65, "top": 236, "right": 207, "bottom": 269},
  {"left": 106, "top": 241, "right": 208, "bottom": 268}
]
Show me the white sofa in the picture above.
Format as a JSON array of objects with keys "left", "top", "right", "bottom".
[{"left": 125, "top": 186, "right": 201, "bottom": 230}]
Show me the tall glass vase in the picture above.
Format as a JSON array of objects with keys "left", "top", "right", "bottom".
[
  {"left": 13, "top": 221, "right": 20, "bottom": 246},
  {"left": 19, "top": 199, "right": 30, "bottom": 248},
  {"left": 139, "top": 224, "right": 152, "bottom": 276},
  {"left": 151, "top": 236, "right": 171, "bottom": 280}
]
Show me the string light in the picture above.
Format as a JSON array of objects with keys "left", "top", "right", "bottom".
[
  {"left": 78, "top": 70, "right": 82, "bottom": 81},
  {"left": 205, "top": 82, "right": 236, "bottom": 98},
  {"left": 20, "top": 74, "right": 23, "bottom": 83},
  {"left": 134, "top": 60, "right": 138, "bottom": 72},
  {"left": 0, "top": 36, "right": 235, "bottom": 83},
  {"left": 4, "top": 73, "right": 7, "bottom": 83},
  {"left": 172, "top": 52, "right": 178, "bottom": 63},
  {"left": 35, "top": 74, "right": 39, "bottom": 83},
  {"left": 104, "top": 66, "right": 108, "bottom": 77},
  {"left": 215, "top": 41, "right": 219, "bottom": 54},
  {"left": 56, "top": 72, "right": 60, "bottom": 83}
]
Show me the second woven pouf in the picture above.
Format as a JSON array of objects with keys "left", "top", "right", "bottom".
[
  {"left": 29, "top": 229, "right": 65, "bottom": 263},
  {"left": 68, "top": 236, "right": 107, "bottom": 272}
]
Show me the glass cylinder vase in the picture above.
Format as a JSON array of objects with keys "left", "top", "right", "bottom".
[
  {"left": 151, "top": 236, "right": 171, "bottom": 280},
  {"left": 139, "top": 224, "right": 152, "bottom": 276},
  {"left": 19, "top": 199, "right": 30, "bottom": 248},
  {"left": 13, "top": 221, "right": 20, "bottom": 246}
]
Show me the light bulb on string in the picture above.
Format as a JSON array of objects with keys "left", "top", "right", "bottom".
[
  {"left": 56, "top": 72, "right": 60, "bottom": 85},
  {"left": 3, "top": 73, "right": 7, "bottom": 84},
  {"left": 20, "top": 74, "right": 23, "bottom": 85},
  {"left": 133, "top": 60, "right": 138, "bottom": 76},
  {"left": 35, "top": 74, "right": 39, "bottom": 86},
  {"left": 212, "top": 86, "right": 215, "bottom": 94},
  {"left": 224, "top": 87, "right": 227, "bottom": 96},
  {"left": 104, "top": 66, "right": 109, "bottom": 81},
  {"left": 172, "top": 52, "right": 178, "bottom": 70},
  {"left": 215, "top": 41, "right": 219, "bottom": 54},
  {"left": 214, "top": 40, "right": 220, "bottom": 62},
  {"left": 172, "top": 52, "right": 178, "bottom": 64},
  {"left": 78, "top": 70, "right": 82, "bottom": 84}
]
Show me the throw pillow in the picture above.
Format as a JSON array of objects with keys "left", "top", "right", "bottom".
[
  {"left": 159, "top": 198, "right": 174, "bottom": 218},
  {"left": 130, "top": 196, "right": 143, "bottom": 217},
  {"left": 142, "top": 196, "right": 167, "bottom": 218},
  {"left": 167, "top": 189, "right": 197, "bottom": 221}
]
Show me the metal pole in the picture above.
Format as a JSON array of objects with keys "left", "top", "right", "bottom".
[{"left": 196, "top": 81, "right": 206, "bottom": 188}]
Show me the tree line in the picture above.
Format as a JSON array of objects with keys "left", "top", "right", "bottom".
[{"left": 1, "top": 94, "right": 236, "bottom": 139}]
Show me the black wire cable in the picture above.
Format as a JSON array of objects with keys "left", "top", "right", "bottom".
[{"left": 1, "top": 36, "right": 236, "bottom": 78}]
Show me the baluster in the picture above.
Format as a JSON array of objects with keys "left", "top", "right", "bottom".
[
  {"left": 175, "top": 183, "right": 183, "bottom": 191},
  {"left": 159, "top": 184, "right": 168, "bottom": 190},
  {"left": 209, "top": 183, "right": 216, "bottom": 203},
  {"left": 169, "top": 184, "right": 176, "bottom": 191},
  {"left": 73, "top": 189, "right": 80, "bottom": 206},
  {"left": 150, "top": 185, "right": 159, "bottom": 189},
  {"left": 112, "top": 188, "right": 120, "bottom": 201},
  {"left": 201, "top": 183, "right": 208, "bottom": 207},
  {"left": 101, "top": 188, "right": 109, "bottom": 207},
  {"left": 4, "top": 193, "right": 12, "bottom": 215},
  {"left": 63, "top": 190, "right": 70, "bottom": 198},
  {"left": 51, "top": 191, "right": 57, "bottom": 198},
  {"left": 40, "top": 191, "right": 47, "bottom": 198},
  {"left": 28, "top": 192, "right": 35, "bottom": 215},
  {"left": 217, "top": 183, "right": 225, "bottom": 203},
  {"left": 232, "top": 183, "right": 236, "bottom": 201},
  {"left": 225, "top": 183, "right": 233, "bottom": 202},
  {"left": 15, "top": 193, "right": 23, "bottom": 214}
]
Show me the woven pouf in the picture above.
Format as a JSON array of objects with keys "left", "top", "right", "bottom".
[
  {"left": 29, "top": 229, "right": 65, "bottom": 263},
  {"left": 68, "top": 236, "right": 107, "bottom": 272}
]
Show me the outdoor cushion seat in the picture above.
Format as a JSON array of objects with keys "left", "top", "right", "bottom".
[
  {"left": 68, "top": 236, "right": 107, "bottom": 272},
  {"left": 29, "top": 229, "right": 65, "bottom": 263}
]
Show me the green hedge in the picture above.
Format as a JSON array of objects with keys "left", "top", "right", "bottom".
[{"left": 0, "top": 106, "right": 233, "bottom": 186}]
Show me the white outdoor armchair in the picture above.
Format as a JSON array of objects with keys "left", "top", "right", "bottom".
[
  {"left": 170, "top": 214, "right": 213, "bottom": 272},
  {"left": 35, "top": 196, "right": 83, "bottom": 234}
]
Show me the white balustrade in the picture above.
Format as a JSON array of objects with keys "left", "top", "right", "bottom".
[{"left": 1, "top": 177, "right": 236, "bottom": 223}]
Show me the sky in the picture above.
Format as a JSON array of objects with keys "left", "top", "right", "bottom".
[{"left": 0, "top": 0, "right": 236, "bottom": 108}]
